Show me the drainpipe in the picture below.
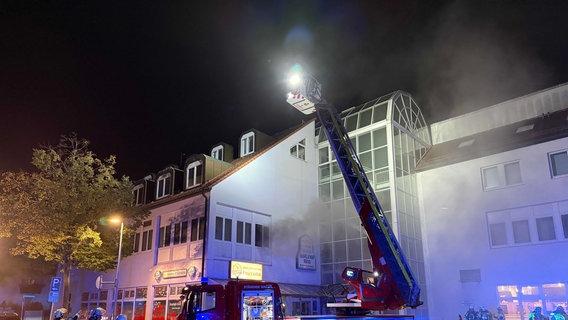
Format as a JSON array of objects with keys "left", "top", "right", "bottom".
[{"left": 200, "top": 190, "right": 209, "bottom": 280}]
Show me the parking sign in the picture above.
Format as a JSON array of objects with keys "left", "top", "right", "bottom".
[{"left": 48, "top": 277, "right": 62, "bottom": 303}]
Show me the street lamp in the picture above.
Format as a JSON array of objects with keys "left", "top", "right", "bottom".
[{"left": 109, "top": 217, "right": 124, "bottom": 320}]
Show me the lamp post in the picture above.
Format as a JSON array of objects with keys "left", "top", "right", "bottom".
[{"left": 110, "top": 218, "right": 124, "bottom": 320}]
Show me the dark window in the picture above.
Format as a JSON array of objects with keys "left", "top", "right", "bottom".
[
  {"left": 164, "top": 225, "right": 171, "bottom": 246},
  {"left": 536, "top": 217, "right": 556, "bottom": 241},
  {"left": 191, "top": 218, "right": 198, "bottom": 241},
  {"left": 562, "top": 214, "right": 568, "bottom": 239},
  {"left": 198, "top": 217, "right": 205, "bottom": 240},
  {"left": 134, "top": 233, "right": 140, "bottom": 252},
  {"left": 215, "top": 217, "right": 223, "bottom": 240},
  {"left": 255, "top": 224, "right": 269, "bottom": 247},
  {"left": 173, "top": 223, "right": 181, "bottom": 244},
  {"left": 215, "top": 217, "right": 232, "bottom": 241},
  {"left": 158, "top": 227, "right": 165, "bottom": 248}
]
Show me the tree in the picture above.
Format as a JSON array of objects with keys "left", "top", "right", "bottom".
[{"left": 0, "top": 133, "right": 148, "bottom": 312}]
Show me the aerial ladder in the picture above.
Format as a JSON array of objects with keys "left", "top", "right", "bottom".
[{"left": 286, "top": 71, "right": 422, "bottom": 312}]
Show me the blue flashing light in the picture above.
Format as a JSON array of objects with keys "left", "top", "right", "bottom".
[{"left": 201, "top": 277, "right": 208, "bottom": 285}]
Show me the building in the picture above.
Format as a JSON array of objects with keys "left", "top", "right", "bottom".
[
  {"left": 74, "top": 121, "right": 325, "bottom": 319},
  {"left": 417, "top": 83, "right": 568, "bottom": 320},
  {"left": 70, "top": 82, "right": 568, "bottom": 320}
]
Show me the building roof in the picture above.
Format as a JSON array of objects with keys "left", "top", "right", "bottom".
[
  {"left": 430, "top": 82, "right": 568, "bottom": 144},
  {"left": 416, "top": 108, "right": 568, "bottom": 171},
  {"left": 143, "top": 119, "right": 315, "bottom": 208}
]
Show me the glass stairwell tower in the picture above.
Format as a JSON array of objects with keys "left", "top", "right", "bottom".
[{"left": 316, "top": 91, "right": 431, "bottom": 318}]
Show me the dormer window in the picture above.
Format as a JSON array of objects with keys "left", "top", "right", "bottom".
[
  {"left": 186, "top": 160, "right": 203, "bottom": 189},
  {"left": 211, "top": 145, "right": 224, "bottom": 161},
  {"left": 156, "top": 173, "right": 172, "bottom": 199},
  {"left": 132, "top": 184, "right": 144, "bottom": 206},
  {"left": 240, "top": 132, "right": 255, "bottom": 157}
]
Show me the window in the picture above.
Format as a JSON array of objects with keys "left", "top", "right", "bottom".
[
  {"left": 141, "top": 229, "right": 153, "bottom": 251},
  {"left": 290, "top": 139, "right": 306, "bottom": 160},
  {"left": 536, "top": 217, "right": 556, "bottom": 241},
  {"left": 488, "top": 201, "right": 568, "bottom": 247},
  {"left": 132, "top": 184, "right": 144, "bottom": 206},
  {"left": 512, "top": 220, "right": 531, "bottom": 243},
  {"left": 482, "top": 161, "right": 522, "bottom": 190},
  {"left": 211, "top": 145, "right": 224, "bottom": 161},
  {"left": 159, "top": 225, "right": 172, "bottom": 248},
  {"left": 562, "top": 214, "right": 568, "bottom": 239},
  {"left": 549, "top": 150, "right": 568, "bottom": 177},
  {"left": 186, "top": 161, "right": 203, "bottom": 189},
  {"left": 489, "top": 222, "right": 507, "bottom": 246},
  {"left": 156, "top": 173, "right": 172, "bottom": 199},
  {"left": 190, "top": 217, "right": 205, "bottom": 241},
  {"left": 236, "top": 221, "right": 252, "bottom": 244},
  {"left": 136, "top": 220, "right": 153, "bottom": 252},
  {"left": 215, "top": 217, "right": 232, "bottom": 241},
  {"left": 240, "top": 132, "right": 255, "bottom": 156},
  {"left": 255, "top": 224, "right": 270, "bottom": 247},
  {"left": 173, "top": 221, "right": 188, "bottom": 245},
  {"left": 133, "top": 233, "right": 140, "bottom": 252}
]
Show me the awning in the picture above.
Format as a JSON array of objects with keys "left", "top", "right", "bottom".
[
  {"left": 207, "top": 279, "right": 325, "bottom": 297},
  {"left": 277, "top": 283, "right": 325, "bottom": 297}
]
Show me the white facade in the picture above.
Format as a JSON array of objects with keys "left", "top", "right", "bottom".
[
  {"left": 207, "top": 121, "right": 321, "bottom": 285},
  {"left": 418, "top": 85, "right": 568, "bottom": 320}
]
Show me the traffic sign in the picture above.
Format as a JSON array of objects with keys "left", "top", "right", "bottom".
[{"left": 48, "top": 277, "right": 62, "bottom": 303}]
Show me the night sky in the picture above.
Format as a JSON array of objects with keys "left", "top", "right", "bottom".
[{"left": 2, "top": 1, "right": 567, "bottom": 179}]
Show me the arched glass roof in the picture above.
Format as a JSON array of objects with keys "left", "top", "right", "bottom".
[{"left": 338, "top": 90, "right": 431, "bottom": 146}]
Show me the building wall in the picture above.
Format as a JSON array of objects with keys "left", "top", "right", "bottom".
[
  {"left": 206, "top": 121, "right": 322, "bottom": 285},
  {"left": 418, "top": 136, "right": 568, "bottom": 320}
]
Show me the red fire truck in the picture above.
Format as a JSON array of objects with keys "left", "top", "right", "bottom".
[{"left": 177, "top": 71, "right": 421, "bottom": 319}]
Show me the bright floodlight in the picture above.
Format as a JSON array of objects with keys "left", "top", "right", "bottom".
[{"left": 288, "top": 73, "right": 303, "bottom": 88}]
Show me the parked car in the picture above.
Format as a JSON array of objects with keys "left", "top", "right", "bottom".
[{"left": 0, "top": 310, "right": 20, "bottom": 320}]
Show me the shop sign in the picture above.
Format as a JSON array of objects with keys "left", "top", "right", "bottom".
[
  {"left": 296, "top": 235, "right": 316, "bottom": 271},
  {"left": 162, "top": 268, "right": 187, "bottom": 279},
  {"left": 230, "top": 261, "right": 262, "bottom": 280}
]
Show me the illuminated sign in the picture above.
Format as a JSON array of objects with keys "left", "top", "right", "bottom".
[
  {"left": 296, "top": 235, "right": 316, "bottom": 271},
  {"left": 162, "top": 269, "right": 187, "bottom": 279},
  {"left": 230, "top": 261, "right": 263, "bottom": 280}
]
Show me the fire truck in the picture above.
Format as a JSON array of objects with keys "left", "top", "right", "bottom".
[{"left": 176, "top": 71, "right": 421, "bottom": 319}]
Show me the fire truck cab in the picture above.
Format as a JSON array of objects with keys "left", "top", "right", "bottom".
[{"left": 177, "top": 279, "right": 284, "bottom": 320}]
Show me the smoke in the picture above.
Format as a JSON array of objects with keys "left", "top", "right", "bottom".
[{"left": 414, "top": 2, "right": 555, "bottom": 123}]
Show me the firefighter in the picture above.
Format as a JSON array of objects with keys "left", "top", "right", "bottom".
[
  {"left": 464, "top": 306, "right": 478, "bottom": 320},
  {"left": 529, "top": 307, "right": 548, "bottom": 320},
  {"left": 551, "top": 306, "right": 568, "bottom": 320}
]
